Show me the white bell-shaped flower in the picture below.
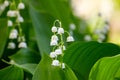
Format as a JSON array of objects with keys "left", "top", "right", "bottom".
[
  {"left": 51, "top": 26, "right": 57, "bottom": 33},
  {"left": 9, "top": 29, "right": 18, "bottom": 39},
  {"left": 17, "top": 16, "right": 24, "bottom": 22},
  {"left": 66, "top": 36, "right": 74, "bottom": 42},
  {"left": 7, "top": 10, "right": 17, "bottom": 17},
  {"left": 50, "top": 52, "right": 57, "bottom": 58},
  {"left": 18, "top": 42, "right": 27, "bottom": 48},
  {"left": 51, "top": 35, "right": 58, "bottom": 41},
  {"left": 18, "top": 2, "right": 25, "bottom": 9},
  {"left": 52, "top": 60, "right": 60, "bottom": 66},
  {"left": 4, "top": 0, "right": 9, "bottom": 7},
  {"left": 58, "top": 27, "right": 64, "bottom": 34},
  {"left": 50, "top": 40, "right": 58, "bottom": 46},
  {"left": 7, "top": 42, "right": 16, "bottom": 49},
  {"left": 8, "top": 20, "right": 13, "bottom": 27},
  {"left": 55, "top": 48, "right": 62, "bottom": 55}
]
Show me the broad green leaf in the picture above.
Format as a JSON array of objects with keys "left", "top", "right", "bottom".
[
  {"left": 28, "top": 0, "right": 72, "bottom": 29},
  {"left": 9, "top": 48, "right": 40, "bottom": 64},
  {"left": 0, "top": 65, "right": 24, "bottom": 80},
  {"left": 32, "top": 54, "right": 78, "bottom": 80},
  {"left": 0, "top": 19, "right": 7, "bottom": 58},
  {"left": 63, "top": 41, "right": 120, "bottom": 80},
  {"left": 29, "top": 4, "right": 52, "bottom": 55},
  {"left": 19, "top": 63, "right": 37, "bottom": 75},
  {"left": 89, "top": 54, "right": 120, "bottom": 80}
]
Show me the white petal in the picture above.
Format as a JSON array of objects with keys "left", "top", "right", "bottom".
[
  {"left": 66, "top": 36, "right": 74, "bottom": 42},
  {"left": 52, "top": 60, "right": 60, "bottom": 66},
  {"left": 50, "top": 52, "right": 57, "bottom": 58},
  {"left": 7, "top": 42, "right": 16, "bottom": 49},
  {"left": 51, "top": 35, "right": 58, "bottom": 41},
  {"left": 58, "top": 27, "right": 64, "bottom": 34},
  {"left": 51, "top": 26, "right": 57, "bottom": 33},
  {"left": 18, "top": 2, "right": 25, "bottom": 9},
  {"left": 7, "top": 10, "right": 17, "bottom": 17},
  {"left": 18, "top": 42, "right": 27, "bottom": 48},
  {"left": 55, "top": 48, "right": 62, "bottom": 55},
  {"left": 50, "top": 40, "right": 58, "bottom": 46}
]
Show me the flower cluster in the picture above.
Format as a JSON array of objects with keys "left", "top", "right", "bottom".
[
  {"left": 50, "top": 20, "right": 74, "bottom": 69},
  {"left": 0, "top": 0, "right": 9, "bottom": 15},
  {"left": 84, "top": 21, "right": 109, "bottom": 42},
  {"left": 7, "top": 1, "right": 27, "bottom": 49}
]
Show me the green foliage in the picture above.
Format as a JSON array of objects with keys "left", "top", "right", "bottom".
[
  {"left": 64, "top": 41, "right": 120, "bottom": 80},
  {"left": 19, "top": 63, "right": 37, "bottom": 74},
  {"left": 0, "top": 0, "right": 120, "bottom": 80},
  {"left": 89, "top": 54, "right": 120, "bottom": 80},
  {"left": 32, "top": 54, "right": 78, "bottom": 80},
  {"left": 29, "top": 0, "right": 72, "bottom": 29},
  {"left": 29, "top": 4, "right": 52, "bottom": 55},
  {"left": 0, "top": 19, "right": 8, "bottom": 58},
  {"left": 0, "top": 65, "right": 24, "bottom": 80},
  {"left": 9, "top": 48, "right": 40, "bottom": 64}
]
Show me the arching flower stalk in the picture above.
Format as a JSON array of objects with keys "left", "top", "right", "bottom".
[
  {"left": 50, "top": 20, "right": 75, "bottom": 69},
  {"left": 7, "top": 0, "right": 27, "bottom": 49}
]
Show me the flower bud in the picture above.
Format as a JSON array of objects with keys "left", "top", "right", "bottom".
[{"left": 61, "top": 63, "right": 65, "bottom": 69}]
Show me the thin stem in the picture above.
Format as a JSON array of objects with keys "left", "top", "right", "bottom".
[
  {"left": 2, "top": 59, "right": 11, "bottom": 65},
  {"left": 65, "top": 31, "right": 70, "bottom": 36}
]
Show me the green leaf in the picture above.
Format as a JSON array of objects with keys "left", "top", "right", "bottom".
[
  {"left": 28, "top": 0, "right": 72, "bottom": 29},
  {"left": 29, "top": 4, "right": 52, "bottom": 55},
  {"left": 32, "top": 54, "right": 78, "bottom": 80},
  {"left": 0, "top": 19, "right": 7, "bottom": 58},
  {"left": 89, "top": 54, "right": 120, "bottom": 80},
  {"left": 19, "top": 63, "right": 37, "bottom": 75},
  {"left": 9, "top": 48, "right": 40, "bottom": 64},
  {"left": 0, "top": 65, "right": 24, "bottom": 80},
  {"left": 63, "top": 41, "right": 120, "bottom": 80}
]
